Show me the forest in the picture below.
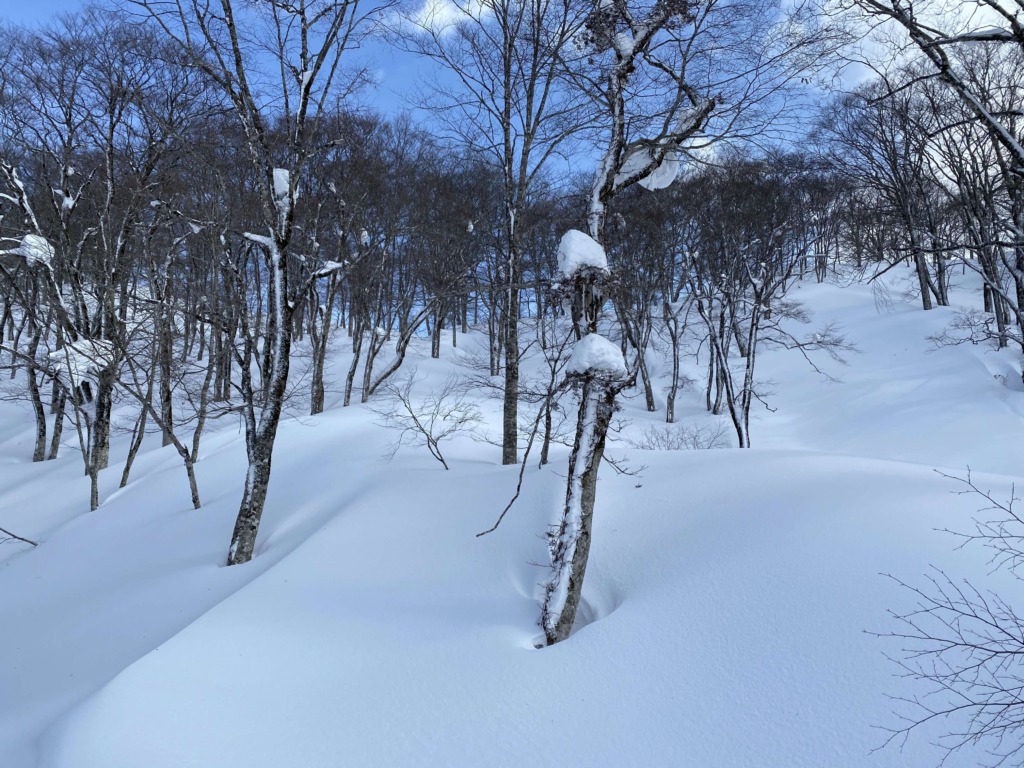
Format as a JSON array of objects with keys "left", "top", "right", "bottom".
[{"left": 4, "top": 0, "right": 1024, "bottom": 766}]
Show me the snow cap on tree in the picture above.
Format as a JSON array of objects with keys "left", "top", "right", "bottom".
[
  {"left": 616, "top": 146, "right": 681, "bottom": 191},
  {"left": 566, "top": 333, "right": 628, "bottom": 380},
  {"left": 556, "top": 229, "right": 609, "bottom": 279}
]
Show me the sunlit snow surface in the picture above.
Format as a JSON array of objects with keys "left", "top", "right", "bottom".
[{"left": 0, "top": 267, "right": 1021, "bottom": 768}]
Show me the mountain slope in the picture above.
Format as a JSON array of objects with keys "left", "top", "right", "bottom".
[{"left": 2, "top": 267, "right": 1022, "bottom": 768}]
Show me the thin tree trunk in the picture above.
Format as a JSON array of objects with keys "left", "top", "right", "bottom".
[
  {"left": 541, "top": 378, "right": 618, "bottom": 645},
  {"left": 48, "top": 389, "right": 66, "bottom": 460}
]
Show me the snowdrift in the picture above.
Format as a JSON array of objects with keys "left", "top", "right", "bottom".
[{"left": 0, "top": 270, "right": 1021, "bottom": 768}]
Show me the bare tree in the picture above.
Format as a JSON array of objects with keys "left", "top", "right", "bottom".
[
  {"left": 539, "top": 0, "right": 837, "bottom": 644},
  {"left": 373, "top": 370, "right": 482, "bottom": 470},
  {"left": 394, "top": 0, "right": 589, "bottom": 465},
  {"left": 539, "top": 0, "right": 717, "bottom": 646},
  {"left": 878, "top": 472, "right": 1024, "bottom": 767},
  {"left": 133, "top": 0, "right": 383, "bottom": 564}
]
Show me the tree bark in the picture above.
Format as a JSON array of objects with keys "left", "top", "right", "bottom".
[{"left": 542, "top": 377, "right": 618, "bottom": 644}]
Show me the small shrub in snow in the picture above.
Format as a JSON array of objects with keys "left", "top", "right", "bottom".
[
  {"left": 879, "top": 470, "right": 1024, "bottom": 764},
  {"left": 373, "top": 371, "right": 482, "bottom": 470},
  {"left": 627, "top": 422, "right": 729, "bottom": 451}
]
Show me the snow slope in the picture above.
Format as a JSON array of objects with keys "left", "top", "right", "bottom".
[{"left": 2, "top": 265, "right": 1022, "bottom": 768}]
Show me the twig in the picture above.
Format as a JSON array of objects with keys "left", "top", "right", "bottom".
[
  {"left": 477, "top": 378, "right": 572, "bottom": 537},
  {"left": 0, "top": 524, "right": 38, "bottom": 547}
]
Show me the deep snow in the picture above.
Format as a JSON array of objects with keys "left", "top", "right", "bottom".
[{"left": 1, "top": 264, "right": 1021, "bottom": 768}]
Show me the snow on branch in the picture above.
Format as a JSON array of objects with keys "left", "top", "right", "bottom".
[
  {"left": 925, "top": 28, "right": 1017, "bottom": 46},
  {"left": 0, "top": 234, "right": 55, "bottom": 267},
  {"left": 566, "top": 333, "right": 628, "bottom": 380},
  {"left": 273, "top": 168, "right": 290, "bottom": 200},
  {"left": 556, "top": 229, "right": 609, "bottom": 279},
  {"left": 314, "top": 259, "right": 349, "bottom": 278},
  {"left": 615, "top": 146, "right": 681, "bottom": 190}
]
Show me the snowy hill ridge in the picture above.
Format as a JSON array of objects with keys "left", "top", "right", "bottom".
[{"left": 2, "top": 272, "right": 1022, "bottom": 768}]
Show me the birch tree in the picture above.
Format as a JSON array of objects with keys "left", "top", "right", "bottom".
[
  {"left": 133, "top": 0, "right": 382, "bottom": 565},
  {"left": 539, "top": 0, "right": 715, "bottom": 646},
  {"left": 540, "top": 0, "right": 832, "bottom": 645},
  {"left": 0, "top": 13, "right": 201, "bottom": 510},
  {"left": 395, "top": 0, "right": 589, "bottom": 465}
]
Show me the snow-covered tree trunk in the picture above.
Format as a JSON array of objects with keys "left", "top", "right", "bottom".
[
  {"left": 539, "top": 0, "right": 715, "bottom": 643},
  {"left": 541, "top": 233, "right": 627, "bottom": 645},
  {"left": 227, "top": 237, "right": 294, "bottom": 565},
  {"left": 541, "top": 376, "right": 617, "bottom": 643}
]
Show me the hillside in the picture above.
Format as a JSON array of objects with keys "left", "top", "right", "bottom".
[{"left": 1, "top": 266, "right": 1022, "bottom": 768}]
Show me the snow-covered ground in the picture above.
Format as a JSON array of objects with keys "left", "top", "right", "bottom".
[{"left": 1, "top": 265, "right": 1021, "bottom": 767}]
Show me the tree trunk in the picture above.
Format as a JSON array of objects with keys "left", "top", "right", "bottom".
[
  {"left": 502, "top": 283, "right": 520, "bottom": 465},
  {"left": 48, "top": 389, "right": 66, "bottom": 460},
  {"left": 541, "top": 377, "right": 618, "bottom": 645},
  {"left": 227, "top": 333, "right": 290, "bottom": 565},
  {"left": 344, "top": 321, "right": 364, "bottom": 407},
  {"left": 91, "top": 366, "right": 116, "bottom": 471},
  {"left": 666, "top": 326, "right": 680, "bottom": 424}
]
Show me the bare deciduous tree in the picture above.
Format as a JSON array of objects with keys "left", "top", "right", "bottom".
[
  {"left": 373, "top": 370, "right": 482, "bottom": 470},
  {"left": 134, "top": 0, "right": 384, "bottom": 564},
  {"left": 879, "top": 472, "right": 1024, "bottom": 767}
]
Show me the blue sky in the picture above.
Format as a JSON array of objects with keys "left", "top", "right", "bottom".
[
  {"left": 3, "top": 0, "right": 86, "bottom": 26},
  {"left": 1, "top": 0, "right": 422, "bottom": 115}
]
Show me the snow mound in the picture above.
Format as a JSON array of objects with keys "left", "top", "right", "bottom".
[
  {"left": 566, "top": 333, "right": 627, "bottom": 379},
  {"left": 556, "top": 229, "right": 608, "bottom": 278}
]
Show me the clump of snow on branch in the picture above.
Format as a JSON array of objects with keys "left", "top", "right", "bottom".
[
  {"left": 566, "top": 333, "right": 627, "bottom": 379},
  {"left": 53, "top": 189, "right": 75, "bottom": 213},
  {"left": 273, "top": 168, "right": 290, "bottom": 200},
  {"left": 556, "top": 229, "right": 608, "bottom": 278},
  {"left": 5, "top": 234, "right": 55, "bottom": 267},
  {"left": 612, "top": 31, "right": 635, "bottom": 57},
  {"left": 615, "top": 147, "right": 681, "bottom": 191},
  {"left": 315, "top": 260, "right": 347, "bottom": 278}
]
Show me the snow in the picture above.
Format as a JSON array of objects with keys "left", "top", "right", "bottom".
[
  {"left": 613, "top": 31, "right": 634, "bottom": 57},
  {"left": 52, "top": 189, "right": 74, "bottom": 213},
  {"left": 638, "top": 151, "right": 679, "bottom": 190},
  {"left": 48, "top": 339, "right": 114, "bottom": 389},
  {"left": 9, "top": 234, "right": 55, "bottom": 267},
  {"left": 615, "top": 146, "right": 681, "bottom": 191},
  {"left": 273, "top": 168, "right": 290, "bottom": 200},
  {"left": 1, "top": 267, "right": 1023, "bottom": 768},
  {"left": 556, "top": 229, "right": 608, "bottom": 278},
  {"left": 242, "top": 231, "right": 274, "bottom": 250},
  {"left": 566, "top": 333, "right": 628, "bottom": 378},
  {"left": 315, "top": 260, "right": 346, "bottom": 277}
]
